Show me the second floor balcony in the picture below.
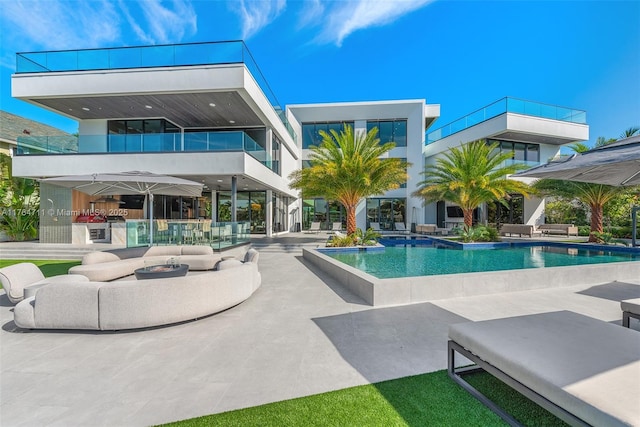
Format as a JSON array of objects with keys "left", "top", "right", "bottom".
[{"left": 16, "top": 130, "right": 278, "bottom": 173}]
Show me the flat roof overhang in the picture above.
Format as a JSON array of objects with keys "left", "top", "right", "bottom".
[
  {"left": 11, "top": 65, "right": 298, "bottom": 155},
  {"left": 425, "top": 112, "right": 589, "bottom": 155},
  {"left": 13, "top": 151, "right": 298, "bottom": 198}
]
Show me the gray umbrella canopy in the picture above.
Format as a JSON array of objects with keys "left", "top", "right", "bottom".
[
  {"left": 516, "top": 136, "right": 640, "bottom": 186},
  {"left": 42, "top": 171, "right": 203, "bottom": 245}
]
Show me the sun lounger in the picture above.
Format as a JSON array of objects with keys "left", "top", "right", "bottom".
[
  {"left": 448, "top": 311, "right": 640, "bottom": 426},
  {"left": 622, "top": 298, "right": 640, "bottom": 328},
  {"left": 394, "top": 222, "right": 409, "bottom": 234},
  {"left": 330, "top": 222, "right": 343, "bottom": 233},
  {"left": 305, "top": 222, "right": 321, "bottom": 233},
  {"left": 369, "top": 222, "right": 381, "bottom": 232}
]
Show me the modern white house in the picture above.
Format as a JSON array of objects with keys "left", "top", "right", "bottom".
[{"left": 10, "top": 40, "right": 589, "bottom": 245}]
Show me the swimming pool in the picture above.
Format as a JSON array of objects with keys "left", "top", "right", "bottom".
[
  {"left": 303, "top": 241, "right": 640, "bottom": 306},
  {"left": 324, "top": 245, "right": 640, "bottom": 279}
]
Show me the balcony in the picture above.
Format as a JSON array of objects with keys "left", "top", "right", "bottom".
[
  {"left": 16, "top": 131, "right": 277, "bottom": 172},
  {"left": 426, "top": 98, "right": 587, "bottom": 144},
  {"left": 15, "top": 41, "right": 297, "bottom": 143}
]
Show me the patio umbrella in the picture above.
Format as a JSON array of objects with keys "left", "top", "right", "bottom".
[
  {"left": 42, "top": 171, "right": 203, "bottom": 245},
  {"left": 516, "top": 135, "right": 640, "bottom": 246},
  {"left": 516, "top": 135, "right": 640, "bottom": 186}
]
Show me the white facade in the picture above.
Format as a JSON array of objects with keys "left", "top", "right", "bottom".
[{"left": 11, "top": 42, "right": 589, "bottom": 243}]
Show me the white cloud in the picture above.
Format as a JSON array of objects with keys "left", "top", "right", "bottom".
[
  {"left": 0, "top": 0, "right": 198, "bottom": 60},
  {"left": 233, "top": 0, "right": 287, "bottom": 39},
  {"left": 1, "top": 0, "right": 121, "bottom": 51},
  {"left": 138, "top": 0, "right": 198, "bottom": 44},
  {"left": 297, "top": 0, "right": 325, "bottom": 29},
  {"left": 312, "top": 0, "right": 434, "bottom": 46}
]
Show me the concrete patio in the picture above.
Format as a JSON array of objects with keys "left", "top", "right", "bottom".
[{"left": 1, "top": 234, "right": 639, "bottom": 426}]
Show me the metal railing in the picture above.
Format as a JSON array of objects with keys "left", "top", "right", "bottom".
[{"left": 426, "top": 97, "right": 587, "bottom": 144}]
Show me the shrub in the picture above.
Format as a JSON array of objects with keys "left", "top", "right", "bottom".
[
  {"left": 327, "top": 227, "right": 380, "bottom": 247},
  {"left": 459, "top": 226, "right": 500, "bottom": 243}
]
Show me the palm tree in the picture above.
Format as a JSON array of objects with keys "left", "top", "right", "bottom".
[
  {"left": 289, "top": 125, "right": 409, "bottom": 235},
  {"left": 533, "top": 143, "right": 621, "bottom": 243},
  {"left": 620, "top": 126, "right": 639, "bottom": 139},
  {"left": 412, "top": 140, "right": 531, "bottom": 228}
]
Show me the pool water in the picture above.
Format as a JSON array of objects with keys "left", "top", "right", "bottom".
[{"left": 324, "top": 245, "right": 640, "bottom": 279}]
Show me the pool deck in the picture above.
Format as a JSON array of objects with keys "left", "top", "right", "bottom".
[{"left": 1, "top": 233, "right": 639, "bottom": 426}]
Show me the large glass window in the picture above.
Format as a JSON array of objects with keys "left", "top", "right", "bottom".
[
  {"left": 301, "top": 198, "right": 346, "bottom": 230},
  {"left": 108, "top": 118, "right": 179, "bottom": 152},
  {"left": 488, "top": 194, "right": 524, "bottom": 225},
  {"left": 366, "top": 119, "right": 407, "bottom": 146},
  {"left": 216, "top": 191, "right": 267, "bottom": 233},
  {"left": 366, "top": 198, "right": 406, "bottom": 231},
  {"left": 489, "top": 139, "right": 540, "bottom": 163},
  {"left": 301, "top": 122, "right": 354, "bottom": 148},
  {"left": 272, "top": 133, "right": 281, "bottom": 175}
]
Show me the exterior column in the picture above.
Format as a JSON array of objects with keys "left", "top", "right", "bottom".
[
  {"left": 231, "top": 176, "right": 237, "bottom": 222},
  {"left": 266, "top": 190, "right": 273, "bottom": 237},
  {"left": 231, "top": 176, "right": 238, "bottom": 244}
]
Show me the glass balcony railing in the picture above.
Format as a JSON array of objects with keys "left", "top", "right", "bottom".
[
  {"left": 426, "top": 97, "right": 587, "bottom": 144},
  {"left": 16, "top": 41, "right": 297, "bottom": 144},
  {"left": 126, "top": 220, "right": 251, "bottom": 250},
  {"left": 17, "top": 131, "right": 277, "bottom": 172}
]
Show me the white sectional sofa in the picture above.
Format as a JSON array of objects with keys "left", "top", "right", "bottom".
[
  {"left": 14, "top": 251, "right": 261, "bottom": 330},
  {"left": 68, "top": 245, "right": 220, "bottom": 282}
]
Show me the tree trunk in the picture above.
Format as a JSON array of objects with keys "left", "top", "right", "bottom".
[
  {"left": 346, "top": 205, "right": 357, "bottom": 235},
  {"left": 463, "top": 209, "right": 473, "bottom": 229},
  {"left": 589, "top": 203, "right": 603, "bottom": 243}
]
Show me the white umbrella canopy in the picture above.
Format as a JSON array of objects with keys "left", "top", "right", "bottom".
[
  {"left": 516, "top": 136, "right": 640, "bottom": 186},
  {"left": 42, "top": 171, "right": 203, "bottom": 245},
  {"left": 42, "top": 171, "right": 203, "bottom": 197}
]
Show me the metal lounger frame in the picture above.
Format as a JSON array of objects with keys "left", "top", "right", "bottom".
[
  {"left": 447, "top": 340, "right": 591, "bottom": 427},
  {"left": 622, "top": 310, "right": 640, "bottom": 328}
]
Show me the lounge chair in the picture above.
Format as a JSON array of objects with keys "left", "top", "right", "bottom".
[
  {"left": 369, "top": 222, "right": 381, "bottom": 232},
  {"left": 394, "top": 222, "right": 409, "bottom": 234},
  {"left": 449, "top": 311, "right": 640, "bottom": 426},
  {"left": 330, "top": 222, "right": 343, "bottom": 233},
  {"left": 305, "top": 222, "right": 321, "bottom": 233},
  {"left": 622, "top": 298, "right": 640, "bottom": 328}
]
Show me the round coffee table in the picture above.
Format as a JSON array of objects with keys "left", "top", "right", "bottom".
[{"left": 134, "top": 264, "right": 189, "bottom": 280}]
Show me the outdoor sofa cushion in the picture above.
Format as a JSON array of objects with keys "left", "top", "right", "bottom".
[
  {"left": 0, "top": 262, "right": 89, "bottom": 304},
  {"left": 69, "top": 245, "right": 220, "bottom": 281},
  {"left": 449, "top": 311, "right": 640, "bottom": 426}
]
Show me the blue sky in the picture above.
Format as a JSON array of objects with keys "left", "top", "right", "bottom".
[{"left": 1, "top": 0, "right": 638, "bottom": 145}]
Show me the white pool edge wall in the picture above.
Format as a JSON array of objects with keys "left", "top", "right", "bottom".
[{"left": 302, "top": 247, "right": 640, "bottom": 306}]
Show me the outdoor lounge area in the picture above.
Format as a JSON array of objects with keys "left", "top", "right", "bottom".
[
  {"left": 3, "top": 246, "right": 261, "bottom": 330},
  {"left": 1, "top": 234, "right": 639, "bottom": 426}
]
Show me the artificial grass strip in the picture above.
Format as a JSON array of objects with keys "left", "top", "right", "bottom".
[
  {"left": 0, "top": 259, "right": 81, "bottom": 283},
  {"left": 465, "top": 372, "right": 570, "bottom": 427},
  {"left": 160, "top": 370, "right": 547, "bottom": 427}
]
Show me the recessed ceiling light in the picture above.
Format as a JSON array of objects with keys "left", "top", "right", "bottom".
[
  {"left": 82, "top": 107, "right": 90, "bottom": 111},
  {"left": 209, "top": 103, "right": 216, "bottom": 107},
  {"left": 145, "top": 105, "right": 153, "bottom": 109},
  {"left": 216, "top": 179, "right": 223, "bottom": 183},
  {"left": 229, "top": 120, "right": 236, "bottom": 124}
]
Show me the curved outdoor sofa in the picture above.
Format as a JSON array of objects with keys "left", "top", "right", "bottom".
[
  {"left": 68, "top": 245, "right": 220, "bottom": 282},
  {"left": 14, "top": 256, "right": 261, "bottom": 331}
]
